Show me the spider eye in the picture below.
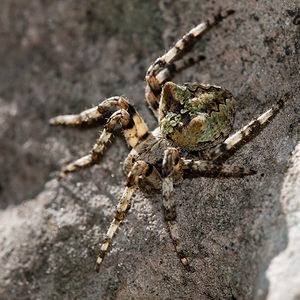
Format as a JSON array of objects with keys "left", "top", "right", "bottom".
[{"left": 159, "top": 82, "right": 235, "bottom": 151}]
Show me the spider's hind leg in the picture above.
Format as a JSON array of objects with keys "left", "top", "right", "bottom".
[
  {"left": 206, "top": 93, "right": 289, "bottom": 161},
  {"left": 52, "top": 98, "right": 149, "bottom": 179},
  {"left": 162, "top": 147, "right": 192, "bottom": 270}
]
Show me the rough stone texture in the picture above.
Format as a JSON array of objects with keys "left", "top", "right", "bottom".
[
  {"left": 0, "top": 0, "right": 299, "bottom": 299},
  {"left": 265, "top": 143, "right": 300, "bottom": 300}
]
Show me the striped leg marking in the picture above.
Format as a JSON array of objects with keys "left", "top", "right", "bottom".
[
  {"left": 56, "top": 103, "right": 149, "bottom": 179},
  {"left": 156, "top": 55, "right": 206, "bottom": 86},
  {"left": 145, "top": 10, "right": 235, "bottom": 116},
  {"left": 57, "top": 110, "right": 121, "bottom": 179},
  {"left": 162, "top": 148, "right": 190, "bottom": 269},
  {"left": 49, "top": 96, "right": 124, "bottom": 126},
  {"left": 147, "top": 10, "right": 235, "bottom": 77},
  {"left": 95, "top": 160, "right": 154, "bottom": 272},
  {"left": 206, "top": 93, "right": 289, "bottom": 160},
  {"left": 182, "top": 159, "right": 256, "bottom": 176}
]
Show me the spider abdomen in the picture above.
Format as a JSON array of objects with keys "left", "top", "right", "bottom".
[{"left": 159, "top": 82, "right": 235, "bottom": 151}]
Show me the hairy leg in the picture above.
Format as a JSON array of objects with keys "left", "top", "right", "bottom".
[
  {"left": 145, "top": 10, "right": 235, "bottom": 116},
  {"left": 49, "top": 96, "right": 126, "bottom": 126},
  {"left": 95, "top": 160, "right": 160, "bottom": 272},
  {"left": 206, "top": 93, "right": 289, "bottom": 160},
  {"left": 57, "top": 105, "right": 149, "bottom": 179},
  {"left": 156, "top": 55, "right": 206, "bottom": 85},
  {"left": 162, "top": 148, "right": 192, "bottom": 270},
  {"left": 181, "top": 159, "right": 256, "bottom": 176}
]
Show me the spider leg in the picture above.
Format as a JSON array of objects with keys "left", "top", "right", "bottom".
[
  {"left": 155, "top": 54, "right": 206, "bottom": 86},
  {"left": 50, "top": 96, "right": 129, "bottom": 126},
  {"left": 57, "top": 106, "right": 148, "bottom": 179},
  {"left": 145, "top": 9, "right": 234, "bottom": 116},
  {"left": 162, "top": 147, "right": 191, "bottom": 270},
  {"left": 206, "top": 93, "right": 289, "bottom": 161},
  {"left": 182, "top": 159, "right": 256, "bottom": 176},
  {"left": 95, "top": 160, "right": 160, "bottom": 272}
]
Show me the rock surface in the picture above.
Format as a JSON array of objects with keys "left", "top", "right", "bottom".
[
  {"left": 0, "top": 0, "right": 299, "bottom": 299},
  {"left": 264, "top": 143, "right": 300, "bottom": 300}
]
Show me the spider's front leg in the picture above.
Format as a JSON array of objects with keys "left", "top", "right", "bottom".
[
  {"left": 95, "top": 160, "right": 160, "bottom": 272},
  {"left": 49, "top": 96, "right": 123, "bottom": 126},
  {"left": 49, "top": 97, "right": 149, "bottom": 179},
  {"left": 162, "top": 147, "right": 191, "bottom": 270}
]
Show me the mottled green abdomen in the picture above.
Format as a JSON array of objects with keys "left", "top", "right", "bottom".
[{"left": 159, "top": 82, "right": 235, "bottom": 151}]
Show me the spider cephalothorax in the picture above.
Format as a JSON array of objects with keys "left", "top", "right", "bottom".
[
  {"left": 159, "top": 82, "right": 235, "bottom": 150},
  {"left": 50, "top": 9, "right": 288, "bottom": 272}
]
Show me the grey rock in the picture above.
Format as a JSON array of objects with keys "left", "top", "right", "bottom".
[
  {"left": 265, "top": 143, "right": 300, "bottom": 300},
  {"left": 0, "top": 0, "right": 299, "bottom": 299}
]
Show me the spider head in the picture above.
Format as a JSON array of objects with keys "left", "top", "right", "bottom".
[{"left": 159, "top": 82, "right": 235, "bottom": 151}]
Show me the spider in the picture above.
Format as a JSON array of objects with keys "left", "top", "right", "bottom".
[{"left": 49, "top": 10, "right": 288, "bottom": 272}]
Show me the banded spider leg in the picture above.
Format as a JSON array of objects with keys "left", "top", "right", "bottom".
[{"left": 50, "top": 96, "right": 149, "bottom": 179}]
